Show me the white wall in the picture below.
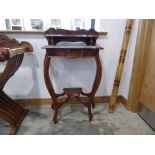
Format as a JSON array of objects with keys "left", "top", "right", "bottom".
[
  {"left": 1, "top": 19, "right": 139, "bottom": 99},
  {"left": 0, "top": 19, "right": 7, "bottom": 30}
]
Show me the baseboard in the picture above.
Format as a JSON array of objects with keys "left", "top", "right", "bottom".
[
  {"left": 15, "top": 95, "right": 127, "bottom": 107},
  {"left": 118, "top": 95, "right": 127, "bottom": 107}
]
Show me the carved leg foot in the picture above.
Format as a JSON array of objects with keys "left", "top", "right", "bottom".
[
  {"left": 53, "top": 110, "right": 58, "bottom": 124},
  {"left": 108, "top": 104, "right": 115, "bottom": 113},
  {"left": 88, "top": 106, "right": 93, "bottom": 121},
  {"left": 89, "top": 97, "right": 95, "bottom": 109},
  {"left": 92, "top": 101, "right": 95, "bottom": 109},
  {"left": 51, "top": 103, "right": 55, "bottom": 110}
]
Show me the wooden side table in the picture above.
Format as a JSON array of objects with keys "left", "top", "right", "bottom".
[
  {"left": 42, "top": 28, "right": 103, "bottom": 123},
  {"left": 0, "top": 34, "right": 33, "bottom": 134}
]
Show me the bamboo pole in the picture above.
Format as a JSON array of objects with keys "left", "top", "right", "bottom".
[{"left": 108, "top": 19, "right": 134, "bottom": 113}]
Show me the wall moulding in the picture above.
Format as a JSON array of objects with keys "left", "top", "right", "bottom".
[{"left": 15, "top": 95, "right": 127, "bottom": 108}]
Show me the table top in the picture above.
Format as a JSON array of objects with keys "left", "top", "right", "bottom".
[
  {"left": 45, "top": 34, "right": 98, "bottom": 38},
  {"left": 42, "top": 45, "right": 103, "bottom": 50}
]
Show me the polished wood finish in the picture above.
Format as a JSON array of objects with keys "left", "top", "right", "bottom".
[
  {"left": 44, "top": 28, "right": 98, "bottom": 45},
  {"left": 108, "top": 19, "right": 133, "bottom": 113},
  {"left": 139, "top": 20, "right": 155, "bottom": 112},
  {"left": 0, "top": 34, "right": 33, "bottom": 134},
  {"left": 127, "top": 20, "right": 153, "bottom": 112},
  {"left": 42, "top": 45, "right": 101, "bottom": 57},
  {"left": 43, "top": 28, "right": 103, "bottom": 123}
]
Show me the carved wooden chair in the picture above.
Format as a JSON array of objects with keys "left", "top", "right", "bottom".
[{"left": 0, "top": 34, "right": 33, "bottom": 134}]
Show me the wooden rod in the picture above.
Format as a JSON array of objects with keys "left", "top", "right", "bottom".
[{"left": 108, "top": 19, "right": 134, "bottom": 113}]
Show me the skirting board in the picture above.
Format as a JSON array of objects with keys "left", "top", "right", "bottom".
[{"left": 15, "top": 95, "right": 127, "bottom": 107}]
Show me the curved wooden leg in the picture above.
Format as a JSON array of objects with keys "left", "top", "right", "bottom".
[
  {"left": 91, "top": 55, "right": 102, "bottom": 95},
  {"left": 87, "top": 55, "right": 102, "bottom": 108},
  {"left": 90, "top": 97, "right": 95, "bottom": 109},
  {"left": 10, "top": 109, "right": 28, "bottom": 135},
  {"left": 87, "top": 55, "right": 102, "bottom": 119},
  {"left": 0, "top": 57, "right": 28, "bottom": 135},
  {"left": 0, "top": 91, "right": 28, "bottom": 135},
  {"left": 0, "top": 91, "right": 24, "bottom": 113},
  {"left": 88, "top": 105, "right": 93, "bottom": 121},
  {"left": 53, "top": 110, "right": 58, "bottom": 124},
  {"left": 0, "top": 93, "right": 22, "bottom": 118},
  {"left": 79, "top": 54, "right": 102, "bottom": 120},
  {"left": 44, "top": 54, "right": 61, "bottom": 123},
  {"left": 44, "top": 53, "right": 102, "bottom": 123},
  {"left": 44, "top": 54, "right": 57, "bottom": 100}
]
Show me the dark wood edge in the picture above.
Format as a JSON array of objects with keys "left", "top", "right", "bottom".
[
  {"left": 45, "top": 34, "right": 98, "bottom": 38},
  {"left": 45, "top": 28, "right": 99, "bottom": 36},
  {"left": 42, "top": 45, "right": 103, "bottom": 49}
]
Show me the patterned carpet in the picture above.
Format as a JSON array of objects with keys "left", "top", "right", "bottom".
[{"left": 0, "top": 103, "right": 154, "bottom": 135}]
